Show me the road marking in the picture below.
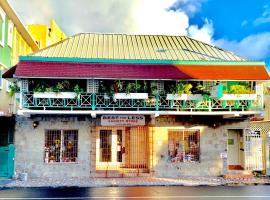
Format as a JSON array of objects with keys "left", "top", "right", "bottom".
[{"left": 1, "top": 196, "right": 270, "bottom": 199}]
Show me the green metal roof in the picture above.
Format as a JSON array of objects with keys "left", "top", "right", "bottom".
[{"left": 29, "top": 33, "right": 247, "bottom": 61}]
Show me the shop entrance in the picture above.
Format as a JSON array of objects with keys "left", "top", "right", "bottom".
[
  {"left": 227, "top": 129, "right": 244, "bottom": 170},
  {"left": 95, "top": 126, "right": 150, "bottom": 176}
]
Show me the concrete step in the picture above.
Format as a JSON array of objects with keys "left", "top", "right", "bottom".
[{"left": 224, "top": 170, "right": 254, "bottom": 179}]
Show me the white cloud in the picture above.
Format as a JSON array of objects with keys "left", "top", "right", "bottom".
[
  {"left": 214, "top": 32, "right": 270, "bottom": 60},
  {"left": 187, "top": 19, "right": 214, "bottom": 44},
  {"left": 8, "top": 0, "right": 212, "bottom": 38},
  {"left": 253, "top": 4, "right": 270, "bottom": 26}
]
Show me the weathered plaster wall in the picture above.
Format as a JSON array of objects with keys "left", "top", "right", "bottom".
[
  {"left": 151, "top": 116, "right": 249, "bottom": 177},
  {"left": 14, "top": 116, "right": 92, "bottom": 178}
]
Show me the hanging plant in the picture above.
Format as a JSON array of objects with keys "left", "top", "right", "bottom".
[{"left": 8, "top": 83, "right": 20, "bottom": 97}]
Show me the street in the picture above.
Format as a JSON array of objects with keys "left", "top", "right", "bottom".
[{"left": 1, "top": 186, "right": 270, "bottom": 200}]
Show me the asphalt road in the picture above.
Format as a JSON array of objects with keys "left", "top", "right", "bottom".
[{"left": 1, "top": 186, "right": 270, "bottom": 200}]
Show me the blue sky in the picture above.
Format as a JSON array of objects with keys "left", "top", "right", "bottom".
[{"left": 10, "top": 0, "right": 270, "bottom": 70}]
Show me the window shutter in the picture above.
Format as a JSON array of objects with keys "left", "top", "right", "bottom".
[{"left": 87, "top": 79, "right": 99, "bottom": 93}]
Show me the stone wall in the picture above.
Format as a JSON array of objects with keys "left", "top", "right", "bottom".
[
  {"left": 14, "top": 116, "right": 92, "bottom": 178},
  {"left": 151, "top": 116, "right": 249, "bottom": 177}
]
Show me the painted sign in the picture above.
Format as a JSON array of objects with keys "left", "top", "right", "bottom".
[{"left": 101, "top": 115, "right": 145, "bottom": 126}]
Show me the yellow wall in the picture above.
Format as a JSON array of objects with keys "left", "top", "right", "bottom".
[
  {"left": 28, "top": 19, "right": 66, "bottom": 49},
  {"left": 11, "top": 27, "right": 33, "bottom": 65}
]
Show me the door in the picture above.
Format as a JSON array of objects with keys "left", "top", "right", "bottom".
[
  {"left": 0, "top": 144, "right": 15, "bottom": 178},
  {"left": 96, "top": 127, "right": 125, "bottom": 170},
  {"left": 228, "top": 130, "right": 240, "bottom": 166},
  {"left": 244, "top": 129, "right": 263, "bottom": 171},
  {"left": 227, "top": 129, "right": 244, "bottom": 169}
]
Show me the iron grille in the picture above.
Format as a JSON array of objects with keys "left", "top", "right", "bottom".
[
  {"left": 44, "top": 129, "right": 78, "bottom": 163},
  {"left": 168, "top": 129, "right": 200, "bottom": 162}
]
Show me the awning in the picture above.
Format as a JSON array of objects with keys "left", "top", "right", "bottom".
[{"left": 2, "top": 60, "right": 270, "bottom": 80}]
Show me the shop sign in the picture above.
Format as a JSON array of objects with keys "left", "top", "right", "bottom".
[{"left": 101, "top": 115, "right": 145, "bottom": 126}]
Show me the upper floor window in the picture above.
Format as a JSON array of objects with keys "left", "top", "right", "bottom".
[
  {"left": 7, "top": 20, "right": 13, "bottom": 47},
  {"left": 0, "top": 7, "right": 6, "bottom": 47}
]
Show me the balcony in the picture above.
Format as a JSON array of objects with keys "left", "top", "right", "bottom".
[
  {"left": 21, "top": 92, "right": 261, "bottom": 112},
  {"left": 17, "top": 79, "right": 263, "bottom": 116}
]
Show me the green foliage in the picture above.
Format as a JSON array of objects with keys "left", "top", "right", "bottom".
[
  {"left": 176, "top": 81, "right": 192, "bottom": 95},
  {"left": 125, "top": 82, "right": 141, "bottom": 94},
  {"left": 73, "top": 84, "right": 84, "bottom": 97},
  {"left": 33, "top": 83, "right": 46, "bottom": 92},
  {"left": 228, "top": 85, "right": 251, "bottom": 94},
  {"left": 33, "top": 80, "right": 71, "bottom": 93},
  {"left": 8, "top": 83, "right": 19, "bottom": 97}
]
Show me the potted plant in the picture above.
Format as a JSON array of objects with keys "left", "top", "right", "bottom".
[
  {"left": 33, "top": 80, "right": 78, "bottom": 99},
  {"left": 114, "top": 81, "right": 148, "bottom": 99},
  {"left": 166, "top": 81, "right": 203, "bottom": 100},
  {"left": 220, "top": 84, "right": 257, "bottom": 100}
]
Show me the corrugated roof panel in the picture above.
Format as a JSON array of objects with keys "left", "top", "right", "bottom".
[
  {"left": 162, "top": 36, "right": 177, "bottom": 60},
  {"left": 102, "top": 34, "right": 109, "bottom": 59},
  {"left": 107, "top": 34, "right": 114, "bottom": 59},
  {"left": 131, "top": 35, "right": 141, "bottom": 59},
  {"left": 113, "top": 34, "right": 120, "bottom": 59},
  {"left": 69, "top": 35, "right": 80, "bottom": 57},
  {"left": 91, "top": 34, "right": 99, "bottom": 58},
  {"left": 139, "top": 35, "right": 151, "bottom": 59},
  {"left": 188, "top": 38, "right": 211, "bottom": 61},
  {"left": 144, "top": 35, "right": 157, "bottom": 60},
  {"left": 81, "top": 33, "right": 89, "bottom": 58},
  {"left": 174, "top": 36, "right": 193, "bottom": 60},
  {"left": 29, "top": 33, "right": 248, "bottom": 62},
  {"left": 136, "top": 35, "right": 147, "bottom": 59},
  {"left": 181, "top": 37, "right": 200, "bottom": 60},
  {"left": 166, "top": 36, "right": 183, "bottom": 60},
  {"left": 117, "top": 34, "right": 124, "bottom": 59},
  {"left": 196, "top": 39, "right": 221, "bottom": 60},
  {"left": 86, "top": 33, "right": 94, "bottom": 58},
  {"left": 97, "top": 34, "right": 104, "bottom": 58},
  {"left": 158, "top": 35, "right": 173, "bottom": 60},
  {"left": 122, "top": 35, "right": 130, "bottom": 59},
  {"left": 154, "top": 35, "right": 168, "bottom": 60}
]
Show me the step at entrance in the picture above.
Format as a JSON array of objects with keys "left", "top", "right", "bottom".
[{"left": 224, "top": 170, "right": 254, "bottom": 179}]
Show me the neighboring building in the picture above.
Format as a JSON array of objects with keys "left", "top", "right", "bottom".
[
  {"left": 28, "top": 19, "right": 66, "bottom": 49},
  {"left": 0, "top": 0, "right": 39, "bottom": 178},
  {"left": 3, "top": 33, "right": 270, "bottom": 179}
]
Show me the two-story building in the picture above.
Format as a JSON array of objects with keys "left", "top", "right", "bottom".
[{"left": 3, "top": 33, "right": 270, "bottom": 179}]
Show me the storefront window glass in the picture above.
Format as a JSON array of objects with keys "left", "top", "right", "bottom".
[
  {"left": 44, "top": 129, "right": 78, "bottom": 163},
  {"left": 168, "top": 129, "right": 200, "bottom": 162}
]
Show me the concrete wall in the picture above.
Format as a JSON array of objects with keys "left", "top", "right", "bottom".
[
  {"left": 265, "top": 95, "right": 270, "bottom": 121},
  {"left": 14, "top": 116, "right": 92, "bottom": 178},
  {"left": 151, "top": 116, "right": 249, "bottom": 177},
  {"left": 14, "top": 115, "right": 250, "bottom": 178}
]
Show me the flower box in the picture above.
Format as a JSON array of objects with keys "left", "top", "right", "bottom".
[
  {"left": 114, "top": 93, "right": 148, "bottom": 99},
  {"left": 166, "top": 94, "right": 203, "bottom": 100},
  {"left": 220, "top": 94, "right": 257, "bottom": 100},
  {"left": 33, "top": 92, "right": 77, "bottom": 99}
]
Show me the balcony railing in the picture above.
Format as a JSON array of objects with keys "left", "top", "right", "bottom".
[{"left": 21, "top": 92, "right": 263, "bottom": 112}]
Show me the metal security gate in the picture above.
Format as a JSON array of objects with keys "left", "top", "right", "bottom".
[
  {"left": 0, "top": 144, "right": 15, "bottom": 178},
  {"left": 95, "top": 126, "right": 151, "bottom": 177},
  {"left": 244, "top": 129, "right": 263, "bottom": 171}
]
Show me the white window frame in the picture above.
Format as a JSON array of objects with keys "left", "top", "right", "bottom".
[
  {"left": 44, "top": 129, "right": 79, "bottom": 164},
  {"left": 0, "top": 7, "right": 5, "bottom": 47},
  {"left": 7, "top": 20, "right": 13, "bottom": 48},
  {"left": 0, "top": 70, "right": 3, "bottom": 89}
]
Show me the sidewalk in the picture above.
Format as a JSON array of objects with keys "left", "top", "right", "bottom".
[{"left": 1, "top": 176, "right": 270, "bottom": 188}]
